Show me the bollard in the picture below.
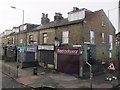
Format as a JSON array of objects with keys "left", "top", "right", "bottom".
[
  {"left": 33, "top": 67, "right": 37, "bottom": 75},
  {"left": 17, "top": 65, "right": 19, "bottom": 78}
]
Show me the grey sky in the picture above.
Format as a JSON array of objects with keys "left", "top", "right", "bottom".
[{"left": 0, "top": 0, "right": 119, "bottom": 33}]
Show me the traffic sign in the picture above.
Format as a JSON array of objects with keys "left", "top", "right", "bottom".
[{"left": 107, "top": 63, "right": 115, "bottom": 70}]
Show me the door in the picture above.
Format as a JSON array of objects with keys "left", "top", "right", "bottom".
[
  {"left": 57, "top": 54, "right": 80, "bottom": 74},
  {"left": 40, "top": 50, "right": 54, "bottom": 66},
  {"left": 25, "top": 52, "right": 35, "bottom": 62}
]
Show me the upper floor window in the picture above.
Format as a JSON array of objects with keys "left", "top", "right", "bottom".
[
  {"left": 29, "top": 35, "right": 33, "bottom": 44},
  {"left": 90, "top": 31, "right": 95, "bottom": 44},
  {"left": 101, "top": 13, "right": 105, "bottom": 26},
  {"left": 109, "top": 35, "right": 113, "bottom": 50},
  {"left": 62, "top": 31, "right": 69, "bottom": 44},
  {"left": 43, "top": 33, "right": 48, "bottom": 44},
  {"left": 12, "top": 36, "right": 15, "bottom": 44},
  {"left": 101, "top": 33, "right": 105, "bottom": 43}
]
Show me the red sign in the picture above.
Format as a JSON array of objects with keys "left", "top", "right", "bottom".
[{"left": 57, "top": 48, "right": 80, "bottom": 55}]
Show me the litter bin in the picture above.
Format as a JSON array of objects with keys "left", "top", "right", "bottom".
[{"left": 33, "top": 67, "right": 37, "bottom": 75}]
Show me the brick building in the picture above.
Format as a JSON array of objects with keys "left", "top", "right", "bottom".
[
  {"left": 1, "top": 7, "right": 117, "bottom": 76},
  {"left": 34, "top": 8, "right": 117, "bottom": 75}
]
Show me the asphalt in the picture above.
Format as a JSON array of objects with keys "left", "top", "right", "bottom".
[{"left": 2, "top": 61, "right": 119, "bottom": 89}]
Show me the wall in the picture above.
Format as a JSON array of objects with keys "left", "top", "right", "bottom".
[
  {"left": 55, "top": 23, "right": 83, "bottom": 46},
  {"left": 27, "top": 31, "right": 39, "bottom": 45},
  {"left": 17, "top": 32, "right": 27, "bottom": 46},
  {"left": 39, "top": 28, "right": 55, "bottom": 45}
]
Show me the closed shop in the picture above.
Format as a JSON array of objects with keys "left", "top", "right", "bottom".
[
  {"left": 26, "top": 45, "right": 38, "bottom": 62},
  {"left": 38, "top": 45, "right": 54, "bottom": 69},
  {"left": 4, "top": 45, "right": 17, "bottom": 61},
  {"left": 56, "top": 47, "right": 80, "bottom": 74},
  {"left": 17, "top": 45, "right": 38, "bottom": 68}
]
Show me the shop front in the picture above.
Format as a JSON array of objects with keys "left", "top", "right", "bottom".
[
  {"left": 56, "top": 47, "right": 80, "bottom": 74},
  {"left": 3, "top": 45, "right": 17, "bottom": 62},
  {"left": 38, "top": 45, "right": 55, "bottom": 69},
  {"left": 17, "top": 46, "right": 26, "bottom": 62},
  {"left": 17, "top": 45, "right": 38, "bottom": 68}
]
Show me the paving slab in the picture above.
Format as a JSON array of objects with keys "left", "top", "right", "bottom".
[{"left": 2, "top": 61, "right": 119, "bottom": 88}]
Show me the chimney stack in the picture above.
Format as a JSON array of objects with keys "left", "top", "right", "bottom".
[
  {"left": 73, "top": 7, "right": 79, "bottom": 11},
  {"left": 54, "top": 12, "right": 64, "bottom": 21},
  {"left": 41, "top": 13, "right": 50, "bottom": 24}
]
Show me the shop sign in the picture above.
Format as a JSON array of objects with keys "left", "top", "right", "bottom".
[
  {"left": 27, "top": 48, "right": 35, "bottom": 52},
  {"left": 26, "top": 46, "right": 37, "bottom": 52},
  {"left": 17, "top": 46, "right": 26, "bottom": 52},
  {"left": 38, "top": 45, "right": 54, "bottom": 50},
  {"left": 57, "top": 48, "right": 80, "bottom": 55}
]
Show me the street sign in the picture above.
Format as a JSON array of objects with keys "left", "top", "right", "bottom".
[
  {"left": 86, "top": 47, "right": 92, "bottom": 89},
  {"left": 107, "top": 63, "right": 115, "bottom": 70}
]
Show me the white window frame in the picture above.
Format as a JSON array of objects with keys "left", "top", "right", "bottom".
[
  {"left": 43, "top": 33, "right": 48, "bottom": 44},
  {"left": 62, "top": 31, "right": 69, "bottom": 44}
]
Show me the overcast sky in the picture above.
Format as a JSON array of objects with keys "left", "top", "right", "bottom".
[{"left": 0, "top": 0, "right": 119, "bottom": 33}]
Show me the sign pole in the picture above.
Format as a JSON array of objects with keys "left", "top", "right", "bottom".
[{"left": 86, "top": 47, "right": 93, "bottom": 89}]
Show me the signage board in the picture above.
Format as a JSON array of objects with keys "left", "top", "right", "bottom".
[
  {"left": 57, "top": 48, "right": 80, "bottom": 55},
  {"left": 73, "top": 45, "right": 81, "bottom": 47},
  {"left": 17, "top": 46, "right": 26, "bottom": 52},
  {"left": 26, "top": 46, "right": 37, "bottom": 52},
  {"left": 38, "top": 45, "right": 54, "bottom": 51}
]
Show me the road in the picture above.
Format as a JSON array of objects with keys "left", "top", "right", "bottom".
[
  {"left": 0, "top": 60, "right": 31, "bottom": 89},
  {"left": 2, "top": 73, "right": 30, "bottom": 88}
]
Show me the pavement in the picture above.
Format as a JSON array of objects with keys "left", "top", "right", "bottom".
[{"left": 2, "top": 61, "right": 119, "bottom": 89}]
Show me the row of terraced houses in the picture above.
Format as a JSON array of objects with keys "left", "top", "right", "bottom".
[{"left": 1, "top": 7, "right": 119, "bottom": 77}]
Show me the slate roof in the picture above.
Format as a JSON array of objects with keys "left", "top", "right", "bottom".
[
  {"left": 33, "top": 18, "right": 84, "bottom": 31},
  {"left": 20, "top": 9, "right": 115, "bottom": 33}
]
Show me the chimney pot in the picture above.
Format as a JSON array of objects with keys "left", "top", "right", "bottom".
[
  {"left": 41, "top": 13, "right": 50, "bottom": 24},
  {"left": 73, "top": 7, "right": 79, "bottom": 11},
  {"left": 54, "top": 12, "right": 63, "bottom": 21}
]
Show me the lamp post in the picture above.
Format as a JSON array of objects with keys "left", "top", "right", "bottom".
[
  {"left": 11, "top": 6, "right": 24, "bottom": 25},
  {"left": 118, "top": 0, "right": 120, "bottom": 32},
  {"left": 108, "top": 6, "right": 118, "bottom": 64},
  {"left": 11, "top": 6, "right": 25, "bottom": 68},
  {"left": 108, "top": 3, "right": 120, "bottom": 86}
]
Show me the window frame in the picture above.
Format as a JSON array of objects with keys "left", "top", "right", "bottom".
[
  {"left": 102, "top": 33, "right": 105, "bottom": 43},
  {"left": 29, "top": 35, "right": 33, "bottom": 44},
  {"left": 43, "top": 33, "right": 48, "bottom": 44},
  {"left": 62, "top": 31, "right": 69, "bottom": 44},
  {"left": 90, "top": 31, "right": 95, "bottom": 44}
]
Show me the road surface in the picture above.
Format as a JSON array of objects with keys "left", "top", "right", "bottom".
[{"left": 0, "top": 60, "right": 31, "bottom": 89}]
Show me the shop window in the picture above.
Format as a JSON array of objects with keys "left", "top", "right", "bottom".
[{"left": 62, "top": 31, "right": 69, "bottom": 44}]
